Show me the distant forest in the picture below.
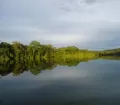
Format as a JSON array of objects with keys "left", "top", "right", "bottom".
[
  {"left": 1, "top": 40, "right": 120, "bottom": 76},
  {"left": 0, "top": 40, "right": 120, "bottom": 62}
]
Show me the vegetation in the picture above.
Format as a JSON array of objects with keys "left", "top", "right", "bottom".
[
  {"left": 99, "top": 48, "right": 120, "bottom": 56},
  {"left": 0, "top": 40, "right": 99, "bottom": 61},
  {"left": 1, "top": 40, "right": 120, "bottom": 76}
]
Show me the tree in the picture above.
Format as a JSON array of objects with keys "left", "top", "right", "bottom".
[
  {"left": 0, "top": 42, "right": 15, "bottom": 60},
  {"left": 28, "top": 40, "right": 41, "bottom": 59},
  {"left": 12, "top": 41, "right": 26, "bottom": 60}
]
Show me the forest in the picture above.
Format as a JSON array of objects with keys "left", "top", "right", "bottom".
[
  {"left": 0, "top": 40, "right": 99, "bottom": 62},
  {"left": 1, "top": 40, "right": 120, "bottom": 76}
]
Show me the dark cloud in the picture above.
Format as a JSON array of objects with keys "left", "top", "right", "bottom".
[{"left": 84, "top": 0, "right": 96, "bottom": 4}]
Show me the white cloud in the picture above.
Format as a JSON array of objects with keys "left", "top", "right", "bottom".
[{"left": 36, "top": 34, "right": 88, "bottom": 44}]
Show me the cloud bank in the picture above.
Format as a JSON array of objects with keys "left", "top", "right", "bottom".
[{"left": 1, "top": 0, "right": 120, "bottom": 49}]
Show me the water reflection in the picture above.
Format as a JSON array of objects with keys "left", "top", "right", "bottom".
[
  {"left": 1, "top": 58, "right": 120, "bottom": 105},
  {"left": 0, "top": 58, "right": 90, "bottom": 76}
]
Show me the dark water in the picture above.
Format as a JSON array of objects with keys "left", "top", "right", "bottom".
[{"left": 1, "top": 60, "right": 120, "bottom": 105}]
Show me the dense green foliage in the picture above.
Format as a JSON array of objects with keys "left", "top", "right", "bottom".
[
  {"left": 99, "top": 48, "right": 120, "bottom": 56},
  {"left": 0, "top": 40, "right": 99, "bottom": 61},
  {"left": 1, "top": 40, "right": 120, "bottom": 76}
]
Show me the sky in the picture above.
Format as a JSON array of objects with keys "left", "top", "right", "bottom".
[{"left": 1, "top": 0, "right": 120, "bottom": 50}]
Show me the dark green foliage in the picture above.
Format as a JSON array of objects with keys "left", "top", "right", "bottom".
[
  {"left": 1, "top": 40, "right": 120, "bottom": 62},
  {"left": 0, "top": 42, "right": 15, "bottom": 60},
  {"left": 1, "top": 40, "right": 120, "bottom": 76},
  {"left": 99, "top": 48, "right": 120, "bottom": 56}
]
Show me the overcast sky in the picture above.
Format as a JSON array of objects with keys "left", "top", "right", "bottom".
[{"left": 1, "top": 0, "right": 120, "bottom": 50}]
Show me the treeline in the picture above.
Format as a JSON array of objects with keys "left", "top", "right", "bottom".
[
  {"left": 0, "top": 40, "right": 98, "bottom": 62},
  {"left": 1, "top": 40, "right": 120, "bottom": 76},
  {"left": 1, "top": 40, "right": 120, "bottom": 62},
  {"left": 99, "top": 48, "right": 120, "bottom": 56}
]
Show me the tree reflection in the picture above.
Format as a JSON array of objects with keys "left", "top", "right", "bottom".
[
  {"left": 0, "top": 58, "right": 90, "bottom": 76},
  {"left": 1, "top": 56, "right": 120, "bottom": 77}
]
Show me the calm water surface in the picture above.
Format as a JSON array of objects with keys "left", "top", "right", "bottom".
[{"left": 1, "top": 60, "right": 120, "bottom": 105}]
